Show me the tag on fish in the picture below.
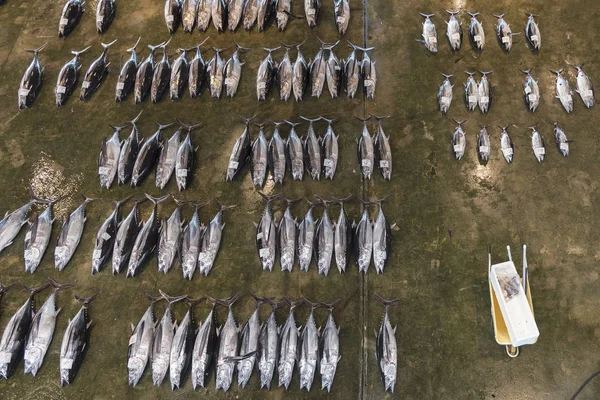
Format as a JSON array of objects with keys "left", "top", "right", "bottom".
[
  {"left": 61, "top": 358, "right": 74, "bottom": 369},
  {"left": 177, "top": 168, "right": 188, "bottom": 177},
  {"left": 534, "top": 147, "right": 545, "bottom": 155},
  {"left": 528, "top": 94, "right": 537, "bottom": 102},
  {"left": 57, "top": 85, "right": 67, "bottom": 94},
  {"left": 474, "top": 35, "right": 482, "bottom": 42},
  {"left": 566, "top": 95, "right": 573, "bottom": 102},
  {"left": 228, "top": 161, "right": 239, "bottom": 169},
  {"left": 116, "top": 82, "right": 125, "bottom": 90},
  {"left": 19, "top": 88, "right": 30, "bottom": 97},
  {"left": 583, "top": 89, "right": 594, "bottom": 99},
  {"left": 379, "top": 160, "right": 389, "bottom": 168},
  {"left": 530, "top": 35, "right": 538, "bottom": 41},
  {"left": 468, "top": 95, "right": 477, "bottom": 103},
  {"left": 60, "top": 17, "right": 69, "bottom": 26},
  {"left": 0, "top": 352, "right": 11, "bottom": 363},
  {"left": 323, "top": 159, "right": 334, "bottom": 167},
  {"left": 25, "top": 231, "right": 32, "bottom": 242},
  {"left": 479, "top": 146, "right": 489, "bottom": 154},
  {"left": 452, "top": 33, "right": 460, "bottom": 41},
  {"left": 364, "top": 79, "right": 373, "bottom": 87},
  {"left": 480, "top": 96, "right": 489, "bottom": 104},
  {"left": 502, "top": 36, "right": 510, "bottom": 44},
  {"left": 101, "top": 232, "right": 111, "bottom": 241},
  {"left": 453, "top": 145, "right": 462, "bottom": 153},
  {"left": 127, "top": 358, "right": 140, "bottom": 368},
  {"left": 259, "top": 248, "right": 270, "bottom": 258},
  {"left": 441, "top": 96, "right": 450, "bottom": 105},
  {"left": 560, "top": 143, "right": 569, "bottom": 151},
  {"left": 429, "top": 36, "right": 437, "bottom": 44},
  {"left": 82, "top": 81, "right": 91, "bottom": 89},
  {"left": 97, "top": 15, "right": 104, "bottom": 23},
  {"left": 93, "top": 249, "right": 102, "bottom": 259},
  {"left": 198, "top": 252, "right": 209, "bottom": 262},
  {"left": 361, "top": 159, "right": 371, "bottom": 167},
  {"left": 502, "top": 147, "right": 514, "bottom": 156},
  {"left": 307, "top": 9, "right": 315, "bottom": 17},
  {"left": 524, "top": 86, "right": 532, "bottom": 95}
]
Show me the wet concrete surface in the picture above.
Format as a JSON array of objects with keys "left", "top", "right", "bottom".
[{"left": 0, "top": 0, "right": 599, "bottom": 398}]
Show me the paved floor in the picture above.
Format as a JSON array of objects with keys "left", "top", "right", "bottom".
[{"left": 0, "top": 0, "right": 599, "bottom": 399}]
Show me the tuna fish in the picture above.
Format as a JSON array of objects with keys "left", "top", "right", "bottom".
[
  {"left": 445, "top": 10, "right": 462, "bottom": 51},
  {"left": 58, "top": 0, "right": 84, "bottom": 38},
  {"left": 0, "top": 197, "right": 37, "bottom": 255},
  {"left": 525, "top": 13, "right": 541, "bottom": 51},
  {"left": 237, "top": 292, "right": 267, "bottom": 388},
  {"left": 212, "top": 0, "right": 227, "bottom": 32},
  {"left": 477, "top": 70, "right": 493, "bottom": 113},
  {"left": 181, "top": 0, "right": 198, "bottom": 32},
  {"left": 243, "top": 0, "right": 259, "bottom": 30},
  {"left": 357, "top": 117, "right": 374, "bottom": 180},
  {"left": 115, "top": 37, "right": 141, "bottom": 102},
  {"left": 127, "top": 293, "right": 163, "bottom": 386},
  {"left": 438, "top": 73, "right": 453, "bottom": 114},
  {"left": 374, "top": 294, "right": 399, "bottom": 393},
  {"left": 304, "top": 0, "right": 320, "bottom": 27},
  {"left": 323, "top": 40, "right": 342, "bottom": 99},
  {"left": 464, "top": 71, "right": 479, "bottom": 111},
  {"left": 59, "top": 294, "right": 97, "bottom": 386},
  {"left": 180, "top": 202, "right": 206, "bottom": 280},
  {"left": 256, "top": 193, "right": 278, "bottom": 271},
  {"left": 96, "top": 0, "right": 116, "bottom": 33},
  {"left": 24, "top": 197, "right": 62, "bottom": 273},
  {"left": 224, "top": 42, "right": 251, "bottom": 97},
  {"left": 279, "top": 197, "right": 299, "bottom": 271},
  {"left": 360, "top": 47, "right": 377, "bottom": 100},
  {"left": 334, "top": 0, "right": 350, "bottom": 35},
  {"left": 18, "top": 44, "right": 46, "bottom": 110},
  {"left": 126, "top": 194, "right": 170, "bottom": 278},
  {"left": 333, "top": 195, "right": 352, "bottom": 273},
  {"left": 344, "top": 43, "right": 361, "bottom": 99},
  {"left": 191, "top": 298, "right": 218, "bottom": 389},
  {"left": 156, "top": 126, "right": 183, "bottom": 189},
  {"left": 151, "top": 44, "right": 172, "bottom": 103},
  {"left": 135, "top": 41, "right": 165, "bottom": 103},
  {"left": 521, "top": 69, "right": 540, "bottom": 112},
  {"left": 354, "top": 201, "right": 373, "bottom": 273},
  {"left": 451, "top": 119, "right": 466, "bottom": 160},
  {"left": 292, "top": 41, "right": 309, "bottom": 101},
  {"left": 258, "top": 299, "right": 281, "bottom": 389},
  {"left": 276, "top": 0, "right": 292, "bottom": 31},
  {"left": 198, "top": 204, "right": 235, "bottom": 276},
  {"left": 549, "top": 68, "right": 573, "bottom": 113},
  {"left": 56, "top": 46, "right": 91, "bottom": 107},
  {"left": 268, "top": 122, "right": 287, "bottom": 184},
  {"left": 310, "top": 45, "right": 327, "bottom": 98},
  {"left": 298, "top": 200, "right": 317, "bottom": 271},
  {"left": 278, "top": 298, "right": 303, "bottom": 389},
  {"left": 477, "top": 126, "right": 491, "bottom": 162},
  {"left": 24, "top": 278, "right": 72, "bottom": 377},
  {"left": 215, "top": 295, "right": 241, "bottom": 391},
  {"left": 530, "top": 126, "right": 546, "bottom": 163},
  {"left": 157, "top": 197, "right": 186, "bottom": 274},
  {"left": 568, "top": 63, "right": 595, "bottom": 108},
  {"left": 228, "top": 0, "right": 245, "bottom": 31},
  {"left": 207, "top": 47, "right": 226, "bottom": 99},
  {"left": 251, "top": 122, "right": 269, "bottom": 187},
  {"left": 298, "top": 299, "right": 320, "bottom": 391},
  {"left": 321, "top": 117, "right": 339, "bottom": 180},
  {"left": 226, "top": 115, "right": 255, "bottom": 181},
  {"left": 188, "top": 38, "right": 210, "bottom": 98},
  {"left": 164, "top": 0, "right": 182, "bottom": 32},
  {"left": 92, "top": 197, "right": 131, "bottom": 275},
  {"left": 372, "top": 115, "right": 392, "bottom": 181},
  {"left": 151, "top": 291, "right": 187, "bottom": 386},
  {"left": 0, "top": 284, "right": 50, "bottom": 380},
  {"left": 493, "top": 14, "right": 519, "bottom": 52},
  {"left": 467, "top": 12, "right": 485, "bottom": 51},
  {"left": 372, "top": 198, "right": 392, "bottom": 274},
  {"left": 315, "top": 198, "right": 334, "bottom": 276},
  {"left": 286, "top": 121, "right": 304, "bottom": 180},
  {"left": 170, "top": 297, "right": 205, "bottom": 390},
  {"left": 80, "top": 40, "right": 117, "bottom": 100},
  {"left": 98, "top": 124, "right": 123, "bottom": 189},
  {"left": 175, "top": 121, "right": 200, "bottom": 191},
  {"left": 112, "top": 198, "right": 146, "bottom": 274},
  {"left": 319, "top": 300, "right": 341, "bottom": 392},
  {"left": 552, "top": 122, "right": 569, "bottom": 157},
  {"left": 197, "top": 0, "right": 212, "bottom": 31},
  {"left": 301, "top": 116, "right": 322, "bottom": 180},
  {"left": 117, "top": 111, "right": 143, "bottom": 185},
  {"left": 55, "top": 195, "right": 98, "bottom": 271},
  {"left": 417, "top": 13, "right": 438, "bottom": 53},
  {"left": 256, "top": 0, "right": 275, "bottom": 31},
  {"left": 257, "top": 47, "right": 279, "bottom": 100},
  {"left": 132, "top": 123, "right": 170, "bottom": 187},
  {"left": 278, "top": 43, "right": 294, "bottom": 101},
  {"left": 170, "top": 48, "right": 191, "bottom": 100},
  {"left": 499, "top": 125, "right": 514, "bottom": 163}
]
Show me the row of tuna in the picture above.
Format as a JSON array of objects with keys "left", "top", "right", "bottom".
[
  {"left": 437, "top": 67, "right": 595, "bottom": 115},
  {"left": 418, "top": 11, "right": 541, "bottom": 53},
  {"left": 164, "top": 0, "right": 351, "bottom": 34},
  {"left": 0, "top": 278, "right": 96, "bottom": 386},
  {"left": 226, "top": 115, "right": 392, "bottom": 187},
  {"left": 127, "top": 291, "right": 341, "bottom": 392},
  {"left": 58, "top": 0, "right": 115, "bottom": 37},
  {"left": 98, "top": 113, "right": 199, "bottom": 190},
  {"left": 255, "top": 194, "right": 393, "bottom": 274},
  {"left": 449, "top": 121, "right": 570, "bottom": 162}
]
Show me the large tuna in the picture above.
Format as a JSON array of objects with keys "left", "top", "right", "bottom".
[
  {"left": 372, "top": 114, "right": 392, "bottom": 181},
  {"left": 286, "top": 121, "right": 304, "bottom": 180},
  {"left": 116, "top": 38, "right": 142, "bottom": 102},
  {"left": 156, "top": 126, "right": 183, "bottom": 189},
  {"left": 251, "top": 122, "right": 269, "bottom": 187},
  {"left": 55, "top": 195, "right": 98, "bottom": 271},
  {"left": 417, "top": 13, "right": 438, "bottom": 53},
  {"left": 292, "top": 41, "right": 309, "bottom": 101},
  {"left": 212, "top": 0, "right": 228, "bottom": 32},
  {"left": 175, "top": 121, "right": 200, "bottom": 191},
  {"left": 24, "top": 196, "right": 62, "bottom": 273},
  {"left": 224, "top": 42, "right": 251, "bottom": 97},
  {"left": 180, "top": 202, "right": 206, "bottom": 280},
  {"left": 438, "top": 73, "right": 453, "bottom": 114},
  {"left": 56, "top": 46, "right": 91, "bottom": 107},
  {"left": 198, "top": 203, "right": 235, "bottom": 276},
  {"left": 493, "top": 13, "right": 519, "bottom": 52},
  {"left": 131, "top": 123, "right": 171, "bottom": 187},
  {"left": 521, "top": 69, "right": 540, "bottom": 112},
  {"left": 354, "top": 201, "right": 373, "bottom": 273},
  {"left": 58, "top": 0, "right": 84, "bottom": 38},
  {"left": 278, "top": 197, "right": 299, "bottom": 271},
  {"left": 164, "top": 0, "right": 182, "bottom": 32},
  {"left": 451, "top": 119, "right": 466, "bottom": 161},
  {"left": 237, "top": 292, "right": 266, "bottom": 388},
  {"left": 319, "top": 300, "right": 341, "bottom": 392},
  {"left": 170, "top": 48, "right": 191, "bottom": 100},
  {"left": 467, "top": 11, "right": 485, "bottom": 51},
  {"left": 181, "top": 0, "right": 198, "bottom": 32},
  {"left": 549, "top": 68, "right": 573, "bottom": 113},
  {"left": 464, "top": 71, "right": 478, "bottom": 111},
  {"left": 157, "top": 197, "right": 186, "bottom": 274},
  {"left": 117, "top": 111, "right": 143, "bottom": 185},
  {"left": 357, "top": 117, "right": 374, "bottom": 180},
  {"left": 256, "top": 193, "right": 278, "bottom": 271},
  {"left": 96, "top": 0, "right": 116, "bottom": 33},
  {"left": 304, "top": 0, "right": 320, "bottom": 27},
  {"left": 135, "top": 41, "right": 165, "bottom": 103},
  {"left": 530, "top": 126, "right": 546, "bottom": 163},
  {"left": 445, "top": 10, "right": 462, "bottom": 51},
  {"left": 478, "top": 70, "right": 493, "bottom": 113},
  {"left": 477, "top": 126, "right": 491, "bottom": 162},
  {"left": 278, "top": 298, "right": 302, "bottom": 389},
  {"left": 568, "top": 63, "right": 595, "bottom": 108},
  {"left": 80, "top": 40, "right": 117, "bottom": 101},
  {"left": 321, "top": 118, "right": 339, "bottom": 180},
  {"left": 372, "top": 198, "right": 392, "bottom": 274},
  {"left": 375, "top": 294, "right": 399, "bottom": 393},
  {"left": 334, "top": 0, "right": 350, "bottom": 35},
  {"left": 191, "top": 298, "right": 218, "bottom": 389},
  {"left": 151, "top": 44, "right": 172, "bottom": 103},
  {"left": 524, "top": 13, "right": 541, "bottom": 51},
  {"left": 112, "top": 198, "right": 146, "bottom": 274},
  {"left": 197, "top": 0, "right": 213, "bottom": 31},
  {"left": 98, "top": 124, "right": 123, "bottom": 189},
  {"left": 298, "top": 200, "right": 317, "bottom": 271},
  {"left": 268, "top": 122, "right": 286, "bottom": 184},
  {"left": 207, "top": 47, "right": 226, "bottom": 99},
  {"left": 315, "top": 198, "right": 334, "bottom": 276},
  {"left": 226, "top": 115, "right": 255, "bottom": 181},
  {"left": 257, "top": 47, "right": 279, "bottom": 100},
  {"left": 333, "top": 196, "right": 352, "bottom": 273},
  {"left": 552, "top": 122, "right": 569, "bottom": 157},
  {"left": 92, "top": 197, "right": 131, "bottom": 275},
  {"left": 0, "top": 197, "right": 37, "bottom": 255},
  {"left": 258, "top": 299, "right": 281, "bottom": 389},
  {"left": 215, "top": 295, "right": 241, "bottom": 391},
  {"left": 499, "top": 125, "right": 514, "bottom": 163},
  {"left": 170, "top": 297, "right": 205, "bottom": 390},
  {"left": 188, "top": 38, "right": 210, "bottom": 99},
  {"left": 298, "top": 299, "right": 320, "bottom": 391},
  {"left": 18, "top": 44, "right": 46, "bottom": 110},
  {"left": 301, "top": 116, "right": 322, "bottom": 180}
]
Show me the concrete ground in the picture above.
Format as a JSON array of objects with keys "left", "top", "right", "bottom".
[{"left": 0, "top": 0, "right": 599, "bottom": 399}]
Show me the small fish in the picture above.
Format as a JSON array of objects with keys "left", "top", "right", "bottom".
[
  {"left": 372, "top": 115, "right": 392, "bottom": 180},
  {"left": 197, "top": 0, "right": 213, "bottom": 31},
  {"left": 191, "top": 298, "right": 218, "bottom": 389},
  {"left": 438, "top": 73, "right": 453, "bottom": 114},
  {"left": 55, "top": 195, "right": 98, "bottom": 271},
  {"left": 243, "top": 0, "right": 259, "bottom": 30},
  {"left": 467, "top": 11, "right": 485, "bottom": 50},
  {"left": 80, "top": 40, "right": 117, "bottom": 101},
  {"left": 112, "top": 198, "right": 146, "bottom": 275},
  {"left": 207, "top": 47, "right": 226, "bottom": 99},
  {"left": 357, "top": 117, "right": 374, "bottom": 180},
  {"left": 374, "top": 294, "right": 399, "bottom": 393},
  {"left": 132, "top": 123, "right": 171, "bottom": 187},
  {"left": 157, "top": 197, "right": 186, "bottom": 274},
  {"left": 98, "top": 124, "right": 123, "bottom": 189},
  {"left": 278, "top": 197, "right": 299, "bottom": 271},
  {"left": 215, "top": 295, "right": 242, "bottom": 392},
  {"left": 298, "top": 299, "right": 320, "bottom": 391},
  {"left": 493, "top": 13, "right": 519, "bottom": 52},
  {"left": 417, "top": 13, "right": 438, "bottom": 53},
  {"left": 24, "top": 197, "right": 62, "bottom": 273},
  {"left": 334, "top": 0, "right": 350, "bottom": 35},
  {"left": 56, "top": 46, "right": 91, "bottom": 107},
  {"left": 211, "top": 0, "right": 227, "bottom": 32},
  {"left": 59, "top": 294, "right": 97, "bottom": 386},
  {"left": 92, "top": 197, "right": 131, "bottom": 275},
  {"left": 188, "top": 37, "right": 210, "bottom": 98},
  {"left": 478, "top": 70, "right": 493, "bottom": 113},
  {"left": 256, "top": 193, "right": 278, "bottom": 271},
  {"left": 521, "top": 69, "right": 540, "bottom": 112},
  {"left": 524, "top": 13, "right": 541, "bottom": 51},
  {"left": 333, "top": 195, "right": 352, "bottom": 273},
  {"left": 372, "top": 198, "right": 392, "bottom": 274},
  {"left": 198, "top": 203, "right": 235, "bottom": 276},
  {"left": 181, "top": 0, "right": 198, "bottom": 32},
  {"left": 298, "top": 200, "right": 317, "bottom": 271},
  {"left": 549, "top": 68, "right": 573, "bottom": 113},
  {"left": 226, "top": 115, "right": 255, "bottom": 181},
  {"left": 228, "top": 0, "right": 245, "bottom": 31},
  {"left": 568, "top": 63, "right": 595, "bottom": 108},
  {"left": 156, "top": 126, "right": 183, "bottom": 190},
  {"left": 552, "top": 122, "right": 569, "bottom": 157},
  {"left": 151, "top": 44, "right": 172, "bottom": 103},
  {"left": 164, "top": 0, "right": 182, "bottom": 32},
  {"left": 445, "top": 10, "right": 462, "bottom": 51},
  {"left": 304, "top": 0, "right": 320, "bottom": 27},
  {"left": 96, "top": 0, "right": 116, "bottom": 33},
  {"left": 170, "top": 297, "right": 205, "bottom": 390},
  {"left": 315, "top": 198, "right": 334, "bottom": 276},
  {"left": 224, "top": 42, "right": 251, "bottom": 97},
  {"left": 451, "top": 119, "right": 466, "bottom": 160},
  {"left": 117, "top": 111, "right": 143, "bottom": 185},
  {"left": 58, "top": 0, "right": 84, "bottom": 38},
  {"left": 257, "top": 47, "right": 279, "bottom": 100},
  {"left": 319, "top": 300, "right": 341, "bottom": 392},
  {"left": 292, "top": 40, "right": 309, "bottom": 101},
  {"left": 251, "top": 122, "right": 269, "bottom": 187},
  {"left": 170, "top": 48, "right": 191, "bottom": 100},
  {"left": 530, "top": 126, "right": 546, "bottom": 163},
  {"left": 499, "top": 125, "right": 514, "bottom": 163},
  {"left": 321, "top": 118, "right": 339, "bottom": 180},
  {"left": 464, "top": 71, "right": 479, "bottom": 111},
  {"left": 354, "top": 201, "right": 373, "bottom": 273},
  {"left": 286, "top": 120, "right": 304, "bottom": 180},
  {"left": 115, "top": 37, "right": 142, "bottom": 102},
  {"left": 18, "top": 44, "right": 46, "bottom": 110},
  {"left": 135, "top": 41, "right": 165, "bottom": 103},
  {"left": 175, "top": 121, "right": 200, "bottom": 191},
  {"left": 477, "top": 126, "right": 491, "bottom": 162},
  {"left": 301, "top": 116, "right": 322, "bottom": 180},
  {"left": 180, "top": 202, "right": 206, "bottom": 280},
  {"left": 278, "top": 298, "right": 302, "bottom": 389}
]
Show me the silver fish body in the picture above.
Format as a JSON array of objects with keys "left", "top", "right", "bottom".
[
  {"left": 344, "top": 48, "right": 360, "bottom": 98},
  {"left": 180, "top": 206, "right": 204, "bottom": 280},
  {"left": 467, "top": 12, "right": 485, "bottom": 50},
  {"left": 276, "top": 0, "right": 291, "bottom": 31},
  {"left": 277, "top": 48, "right": 293, "bottom": 101},
  {"left": 212, "top": 0, "right": 227, "bottom": 32},
  {"left": 59, "top": 299, "right": 93, "bottom": 386},
  {"left": 151, "top": 49, "right": 171, "bottom": 103},
  {"left": 322, "top": 122, "right": 339, "bottom": 180},
  {"left": 135, "top": 46, "right": 159, "bottom": 103},
  {"left": 438, "top": 74, "right": 453, "bottom": 114},
  {"left": 298, "top": 307, "right": 319, "bottom": 391},
  {"left": 361, "top": 50, "right": 376, "bottom": 100},
  {"left": 251, "top": 127, "right": 268, "bottom": 187},
  {"left": 197, "top": 0, "right": 212, "bottom": 31},
  {"left": 316, "top": 207, "right": 334, "bottom": 276},
  {"left": 358, "top": 121, "right": 374, "bottom": 180},
  {"left": 170, "top": 49, "right": 189, "bottom": 100},
  {"left": 525, "top": 14, "right": 541, "bottom": 50},
  {"left": 477, "top": 127, "right": 491, "bottom": 162},
  {"left": 268, "top": 125, "right": 286, "bottom": 184},
  {"left": 237, "top": 303, "right": 261, "bottom": 388},
  {"left": 376, "top": 304, "right": 397, "bottom": 392},
  {"left": 156, "top": 129, "right": 182, "bottom": 189},
  {"left": 551, "top": 69, "right": 573, "bottom": 113},
  {"left": 574, "top": 66, "right": 594, "bottom": 108},
  {"left": 158, "top": 206, "right": 183, "bottom": 274},
  {"left": 494, "top": 14, "right": 514, "bottom": 52},
  {"left": 354, "top": 207, "right": 372, "bottom": 273},
  {"left": 298, "top": 206, "right": 316, "bottom": 271},
  {"left": 80, "top": 41, "right": 116, "bottom": 101},
  {"left": 169, "top": 307, "right": 195, "bottom": 389},
  {"left": 319, "top": 309, "right": 340, "bottom": 392},
  {"left": 188, "top": 45, "right": 207, "bottom": 97},
  {"left": 553, "top": 124, "right": 569, "bottom": 157},
  {"left": 419, "top": 13, "right": 438, "bottom": 53},
  {"left": 55, "top": 197, "right": 93, "bottom": 271},
  {"left": 278, "top": 203, "right": 296, "bottom": 271},
  {"left": 224, "top": 49, "right": 244, "bottom": 97},
  {"left": 116, "top": 40, "right": 140, "bottom": 102},
  {"left": 131, "top": 127, "right": 163, "bottom": 187},
  {"left": 325, "top": 48, "right": 342, "bottom": 98},
  {"left": 92, "top": 200, "right": 125, "bottom": 275},
  {"left": 127, "top": 302, "right": 157, "bottom": 386},
  {"left": 258, "top": 308, "right": 279, "bottom": 389},
  {"left": 530, "top": 127, "right": 546, "bottom": 163},
  {"left": 243, "top": 0, "right": 258, "bottom": 30},
  {"left": 112, "top": 201, "right": 143, "bottom": 275},
  {"left": 334, "top": 0, "right": 350, "bottom": 35},
  {"left": 175, "top": 132, "right": 195, "bottom": 191},
  {"left": 24, "top": 203, "right": 54, "bottom": 273},
  {"left": 96, "top": 0, "right": 116, "bottom": 33},
  {"left": 334, "top": 201, "right": 352, "bottom": 273},
  {"left": 292, "top": 45, "right": 309, "bottom": 101},
  {"left": 151, "top": 306, "right": 176, "bottom": 386},
  {"left": 522, "top": 70, "right": 540, "bottom": 112},
  {"left": 304, "top": 120, "right": 321, "bottom": 180},
  {"left": 374, "top": 120, "right": 392, "bottom": 180},
  {"left": 500, "top": 129, "right": 514, "bottom": 163},
  {"left": 191, "top": 305, "right": 217, "bottom": 389},
  {"left": 19, "top": 47, "right": 45, "bottom": 110},
  {"left": 445, "top": 10, "right": 462, "bottom": 50},
  {"left": 226, "top": 120, "right": 251, "bottom": 181},
  {"left": 56, "top": 48, "right": 89, "bottom": 107},
  {"left": 207, "top": 49, "right": 225, "bottom": 98},
  {"left": 228, "top": 0, "right": 245, "bottom": 31},
  {"left": 257, "top": 49, "right": 277, "bottom": 100},
  {"left": 117, "top": 122, "right": 141, "bottom": 185},
  {"left": 197, "top": 206, "right": 226, "bottom": 276},
  {"left": 310, "top": 48, "right": 327, "bottom": 98},
  {"left": 372, "top": 205, "right": 391, "bottom": 274},
  {"left": 304, "top": 0, "right": 320, "bottom": 27},
  {"left": 58, "top": 0, "right": 84, "bottom": 38},
  {"left": 215, "top": 306, "right": 239, "bottom": 391},
  {"left": 278, "top": 305, "right": 299, "bottom": 389},
  {"left": 182, "top": 0, "right": 198, "bottom": 32},
  {"left": 164, "top": 0, "right": 182, "bottom": 32},
  {"left": 452, "top": 121, "right": 466, "bottom": 160},
  {"left": 24, "top": 291, "right": 59, "bottom": 376},
  {"left": 464, "top": 72, "right": 478, "bottom": 111},
  {"left": 98, "top": 129, "right": 122, "bottom": 189},
  {"left": 478, "top": 72, "right": 492, "bottom": 113},
  {"left": 286, "top": 123, "right": 304, "bottom": 180},
  {"left": 256, "top": 197, "right": 277, "bottom": 271},
  {"left": 0, "top": 292, "right": 38, "bottom": 379}
]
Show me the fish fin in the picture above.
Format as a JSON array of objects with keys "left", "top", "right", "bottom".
[
  {"left": 373, "top": 329, "right": 377, "bottom": 338},
  {"left": 55, "top": 308, "right": 62, "bottom": 317},
  {"left": 86, "top": 320, "right": 93, "bottom": 330},
  {"left": 394, "top": 325, "right": 397, "bottom": 333},
  {"left": 131, "top": 323, "right": 135, "bottom": 332}
]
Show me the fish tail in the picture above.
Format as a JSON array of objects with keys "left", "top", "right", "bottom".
[
  {"left": 479, "top": 70, "right": 494, "bottom": 76},
  {"left": 81, "top": 193, "right": 101, "bottom": 205},
  {"left": 158, "top": 289, "right": 187, "bottom": 304},
  {"left": 101, "top": 39, "right": 118, "bottom": 49},
  {"left": 215, "top": 201, "right": 236, "bottom": 212},
  {"left": 175, "top": 118, "right": 201, "bottom": 131},
  {"left": 23, "top": 283, "right": 51, "bottom": 296},
  {"left": 319, "top": 299, "right": 341, "bottom": 310},
  {"left": 213, "top": 293, "right": 241, "bottom": 308},
  {"left": 249, "top": 290, "right": 275, "bottom": 305},
  {"left": 374, "top": 293, "right": 400, "bottom": 309},
  {"left": 283, "top": 297, "right": 305, "bottom": 309},
  {"left": 129, "top": 110, "right": 143, "bottom": 126},
  {"left": 113, "top": 195, "right": 133, "bottom": 208},
  {"left": 353, "top": 115, "right": 372, "bottom": 123},
  {"left": 520, "top": 69, "right": 531, "bottom": 75},
  {"left": 71, "top": 46, "right": 92, "bottom": 57},
  {"left": 155, "top": 121, "right": 175, "bottom": 130},
  {"left": 186, "top": 296, "right": 206, "bottom": 308},
  {"left": 441, "top": 73, "right": 454, "bottom": 79},
  {"left": 25, "top": 42, "right": 47, "bottom": 55},
  {"left": 419, "top": 12, "right": 434, "bottom": 18},
  {"left": 368, "top": 113, "right": 391, "bottom": 121},
  {"left": 144, "top": 193, "right": 170, "bottom": 205},
  {"left": 467, "top": 11, "right": 480, "bottom": 17},
  {"left": 143, "top": 292, "right": 163, "bottom": 304},
  {"left": 331, "top": 194, "right": 353, "bottom": 204},
  {"left": 75, "top": 293, "right": 99, "bottom": 306},
  {"left": 301, "top": 296, "right": 321, "bottom": 309},
  {"left": 0, "top": 282, "right": 15, "bottom": 296},
  {"left": 233, "top": 39, "right": 251, "bottom": 52},
  {"left": 446, "top": 9, "right": 459, "bottom": 15},
  {"left": 284, "top": 119, "right": 301, "bottom": 127},
  {"left": 491, "top": 13, "right": 504, "bottom": 19},
  {"left": 240, "top": 114, "right": 258, "bottom": 124},
  {"left": 126, "top": 37, "right": 142, "bottom": 53},
  {"left": 47, "top": 277, "right": 73, "bottom": 291},
  {"left": 548, "top": 68, "right": 563, "bottom": 75}
]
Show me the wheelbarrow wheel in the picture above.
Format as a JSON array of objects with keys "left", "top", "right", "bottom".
[{"left": 506, "top": 345, "right": 519, "bottom": 358}]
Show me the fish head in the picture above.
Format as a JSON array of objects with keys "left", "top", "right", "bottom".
[
  {"left": 237, "top": 360, "right": 253, "bottom": 387},
  {"left": 299, "top": 364, "right": 315, "bottom": 390},
  {"left": 152, "top": 358, "right": 168, "bottom": 385},
  {"left": 60, "top": 368, "right": 71, "bottom": 386},
  {"left": 279, "top": 361, "right": 293, "bottom": 385},
  {"left": 24, "top": 248, "right": 41, "bottom": 271},
  {"left": 91, "top": 255, "right": 102, "bottom": 272},
  {"left": 215, "top": 364, "right": 233, "bottom": 390},
  {"left": 384, "top": 363, "right": 397, "bottom": 391},
  {"left": 320, "top": 363, "right": 336, "bottom": 391},
  {"left": 127, "top": 357, "right": 146, "bottom": 386},
  {"left": 54, "top": 246, "right": 68, "bottom": 269},
  {"left": 24, "top": 347, "right": 43, "bottom": 375}
]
